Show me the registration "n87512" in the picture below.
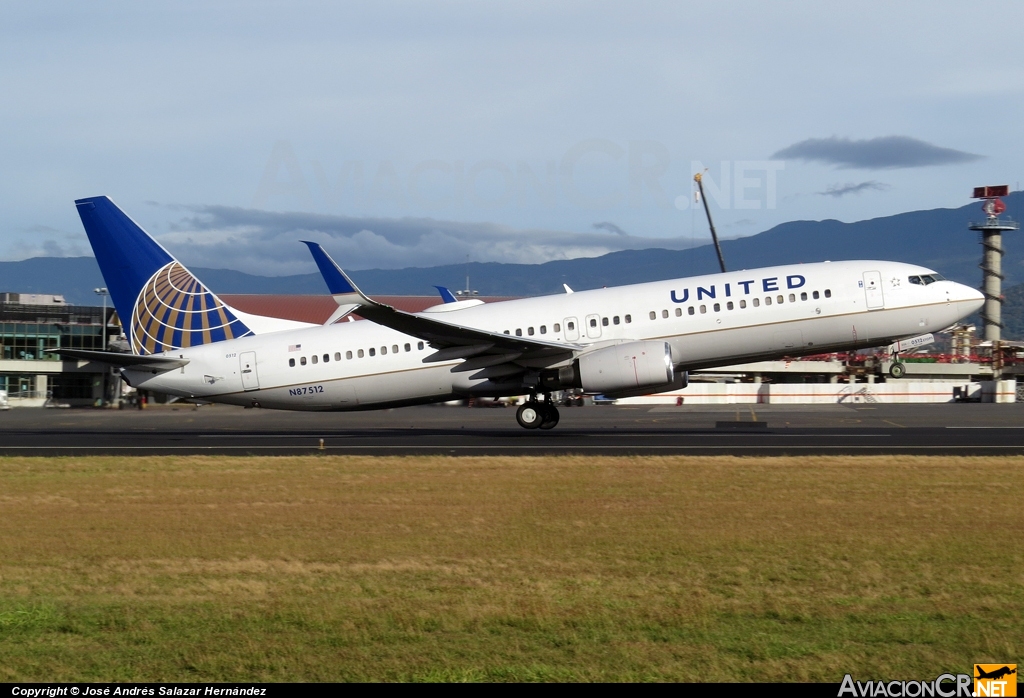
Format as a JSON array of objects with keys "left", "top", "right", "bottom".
[{"left": 288, "top": 385, "right": 324, "bottom": 396}]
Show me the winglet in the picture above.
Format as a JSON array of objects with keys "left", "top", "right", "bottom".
[
  {"left": 434, "top": 286, "right": 459, "bottom": 303},
  {"left": 301, "top": 241, "right": 368, "bottom": 306},
  {"left": 563, "top": 283, "right": 574, "bottom": 294}
]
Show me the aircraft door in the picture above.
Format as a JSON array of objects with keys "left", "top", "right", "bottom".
[
  {"left": 239, "top": 351, "right": 260, "bottom": 391},
  {"left": 863, "top": 271, "right": 885, "bottom": 310},
  {"left": 564, "top": 317, "right": 580, "bottom": 341},
  {"left": 585, "top": 314, "right": 602, "bottom": 339}
]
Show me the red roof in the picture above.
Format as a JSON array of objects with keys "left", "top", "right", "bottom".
[{"left": 219, "top": 295, "right": 518, "bottom": 324}]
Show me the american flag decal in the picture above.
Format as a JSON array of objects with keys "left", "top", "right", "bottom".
[{"left": 289, "top": 344, "right": 302, "bottom": 351}]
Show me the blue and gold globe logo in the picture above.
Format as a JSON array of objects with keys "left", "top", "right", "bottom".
[{"left": 130, "top": 262, "right": 252, "bottom": 355}]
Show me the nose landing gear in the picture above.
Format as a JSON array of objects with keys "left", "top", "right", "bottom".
[
  {"left": 888, "top": 348, "right": 906, "bottom": 378},
  {"left": 515, "top": 394, "right": 560, "bottom": 430}
]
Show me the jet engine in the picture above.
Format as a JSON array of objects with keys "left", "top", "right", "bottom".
[{"left": 557, "top": 340, "right": 675, "bottom": 394}]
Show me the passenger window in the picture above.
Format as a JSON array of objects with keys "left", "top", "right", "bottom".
[
  {"left": 346, "top": 351, "right": 353, "bottom": 359},
  {"left": 649, "top": 311, "right": 656, "bottom": 320},
  {"left": 528, "top": 327, "right": 535, "bottom": 335},
  {"left": 380, "top": 346, "right": 387, "bottom": 355},
  {"left": 789, "top": 294, "right": 796, "bottom": 303},
  {"left": 516, "top": 328, "right": 523, "bottom": 336},
  {"left": 503, "top": 330, "right": 510, "bottom": 335},
  {"left": 358, "top": 349, "right": 364, "bottom": 358},
  {"left": 753, "top": 298, "right": 760, "bottom": 307},
  {"left": 418, "top": 342, "right": 425, "bottom": 350},
  {"left": 726, "top": 301, "right": 734, "bottom": 310},
  {"left": 661, "top": 310, "right": 669, "bottom": 318},
  {"left": 713, "top": 303, "right": 721, "bottom": 312},
  {"left": 800, "top": 292, "right": 807, "bottom": 301},
  {"left": 777, "top": 295, "right": 784, "bottom": 304},
  {"left": 300, "top": 356, "right": 307, "bottom": 365},
  {"left": 674, "top": 308, "right": 681, "bottom": 317},
  {"left": 765, "top": 297, "right": 772, "bottom": 306},
  {"left": 554, "top": 323, "right": 561, "bottom": 331},
  {"left": 824, "top": 289, "right": 832, "bottom": 298},
  {"left": 614, "top": 316, "right": 621, "bottom": 324},
  {"left": 289, "top": 358, "right": 295, "bottom": 367},
  {"left": 589, "top": 318, "right": 597, "bottom": 328},
  {"left": 813, "top": 290, "right": 820, "bottom": 299},
  {"left": 323, "top": 354, "right": 330, "bottom": 362},
  {"left": 392, "top": 345, "right": 398, "bottom": 353},
  {"left": 404, "top": 343, "right": 411, "bottom": 352},
  {"left": 369, "top": 348, "right": 375, "bottom": 357},
  {"left": 540, "top": 325, "right": 547, "bottom": 334},
  {"left": 334, "top": 352, "right": 341, "bottom": 361},
  {"left": 311, "top": 355, "right": 318, "bottom": 364},
  {"left": 739, "top": 300, "right": 746, "bottom": 309},
  {"left": 700, "top": 305, "right": 707, "bottom": 314},
  {"left": 602, "top": 317, "right": 609, "bottom": 326},
  {"left": 624, "top": 316, "right": 631, "bottom": 324},
  {"left": 688, "top": 307, "right": 695, "bottom": 315},
  {"left": 567, "top": 322, "right": 574, "bottom": 330}
]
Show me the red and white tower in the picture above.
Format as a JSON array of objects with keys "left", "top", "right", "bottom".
[{"left": 969, "top": 185, "right": 1019, "bottom": 343}]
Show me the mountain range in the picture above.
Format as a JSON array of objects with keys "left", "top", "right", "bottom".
[{"left": 3, "top": 193, "right": 1022, "bottom": 335}]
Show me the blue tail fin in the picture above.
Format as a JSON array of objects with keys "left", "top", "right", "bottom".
[{"left": 75, "top": 196, "right": 253, "bottom": 355}]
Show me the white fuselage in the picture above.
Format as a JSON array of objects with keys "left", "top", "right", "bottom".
[{"left": 123, "top": 260, "right": 984, "bottom": 410}]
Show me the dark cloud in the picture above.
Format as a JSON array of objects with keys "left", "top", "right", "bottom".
[
  {"left": 818, "top": 181, "right": 891, "bottom": 197},
  {"left": 592, "top": 221, "right": 630, "bottom": 236},
  {"left": 772, "top": 136, "right": 982, "bottom": 169},
  {"left": 157, "top": 206, "right": 698, "bottom": 276}
]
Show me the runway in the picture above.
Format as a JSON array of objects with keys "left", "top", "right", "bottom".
[{"left": 2, "top": 402, "right": 1024, "bottom": 455}]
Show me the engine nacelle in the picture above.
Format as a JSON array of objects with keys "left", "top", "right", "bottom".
[{"left": 570, "top": 341, "right": 674, "bottom": 394}]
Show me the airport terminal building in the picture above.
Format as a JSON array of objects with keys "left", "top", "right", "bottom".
[{"left": 0, "top": 293, "right": 117, "bottom": 406}]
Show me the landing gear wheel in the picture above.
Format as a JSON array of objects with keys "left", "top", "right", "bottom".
[
  {"left": 516, "top": 403, "right": 543, "bottom": 429},
  {"left": 889, "top": 362, "right": 906, "bottom": 379},
  {"left": 539, "top": 405, "right": 560, "bottom": 430}
]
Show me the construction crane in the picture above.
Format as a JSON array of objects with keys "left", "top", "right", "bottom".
[{"left": 693, "top": 172, "right": 727, "bottom": 273}]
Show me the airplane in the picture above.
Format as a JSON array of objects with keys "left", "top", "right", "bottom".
[
  {"left": 975, "top": 666, "right": 1016, "bottom": 681},
  {"left": 63, "top": 196, "right": 985, "bottom": 429}
]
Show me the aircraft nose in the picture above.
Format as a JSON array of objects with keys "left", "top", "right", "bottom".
[{"left": 954, "top": 283, "right": 984, "bottom": 315}]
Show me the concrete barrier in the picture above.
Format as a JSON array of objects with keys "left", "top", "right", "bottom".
[{"left": 616, "top": 380, "right": 1015, "bottom": 405}]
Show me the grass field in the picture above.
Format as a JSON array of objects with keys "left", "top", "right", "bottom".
[{"left": 0, "top": 454, "right": 1020, "bottom": 682}]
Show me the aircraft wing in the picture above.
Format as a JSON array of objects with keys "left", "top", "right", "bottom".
[
  {"left": 58, "top": 349, "right": 190, "bottom": 371},
  {"left": 302, "top": 241, "right": 580, "bottom": 368}
]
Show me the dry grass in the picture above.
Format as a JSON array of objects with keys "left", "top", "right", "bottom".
[{"left": 0, "top": 455, "right": 1020, "bottom": 681}]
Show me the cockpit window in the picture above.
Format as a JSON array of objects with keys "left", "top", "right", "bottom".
[{"left": 909, "top": 273, "right": 945, "bottom": 286}]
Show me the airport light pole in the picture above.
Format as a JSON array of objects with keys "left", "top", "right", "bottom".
[{"left": 94, "top": 287, "right": 109, "bottom": 407}]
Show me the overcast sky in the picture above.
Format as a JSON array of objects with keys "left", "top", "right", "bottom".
[{"left": 2, "top": 1, "right": 1022, "bottom": 274}]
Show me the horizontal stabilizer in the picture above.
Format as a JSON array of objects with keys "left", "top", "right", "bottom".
[{"left": 59, "top": 349, "right": 190, "bottom": 371}]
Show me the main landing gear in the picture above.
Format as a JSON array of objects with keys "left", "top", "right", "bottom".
[{"left": 516, "top": 394, "right": 560, "bottom": 430}]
